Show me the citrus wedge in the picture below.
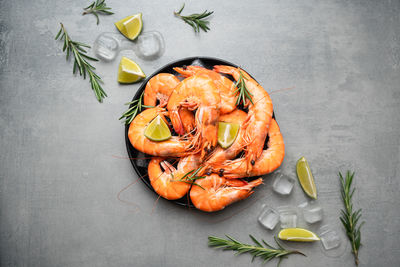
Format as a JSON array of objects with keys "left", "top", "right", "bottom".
[
  {"left": 144, "top": 115, "right": 171, "bottom": 141},
  {"left": 114, "top": 13, "right": 143, "bottom": 40},
  {"left": 296, "top": 156, "right": 317, "bottom": 199},
  {"left": 218, "top": 122, "right": 240, "bottom": 148},
  {"left": 118, "top": 57, "right": 145, "bottom": 83},
  {"left": 278, "top": 228, "right": 320, "bottom": 242}
]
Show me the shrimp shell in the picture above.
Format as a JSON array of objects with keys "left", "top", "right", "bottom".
[
  {"left": 174, "top": 65, "right": 237, "bottom": 114},
  {"left": 167, "top": 74, "right": 221, "bottom": 159},
  {"left": 148, "top": 154, "right": 201, "bottom": 200},
  {"left": 214, "top": 65, "right": 273, "bottom": 173},
  {"left": 215, "top": 119, "right": 284, "bottom": 178},
  {"left": 128, "top": 107, "right": 189, "bottom": 157},
  {"left": 190, "top": 174, "right": 263, "bottom": 212}
]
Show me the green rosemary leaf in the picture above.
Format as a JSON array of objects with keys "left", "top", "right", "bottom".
[
  {"left": 56, "top": 23, "right": 107, "bottom": 102},
  {"left": 180, "top": 180, "right": 205, "bottom": 190},
  {"left": 174, "top": 4, "right": 213, "bottom": 33},
  {"left": 82, "top": 0, "right": 114, "bottom": 25},
  {"left": 177, "top": 3, "right": 185, "bottom": 14},
  {"left": 249, "top": 235, "right": 262, "bottom": 247},
  {"left": 55, "top": 28, "right": 62, "bottom": 40},
  {"left": 339, "top": 171, "right": 364, "bottom": 266},
  {"left": 234, "top": 70, "right": 253, "bottom": 106},
  {"left": 208, "top": 235, "right": 305, "bottom": 266},
  {"left": 120, "top": 91, "right": 150, "bottom": 124},
  {"left": 80, "top": 53, "right": 99, "bottom": 61}
]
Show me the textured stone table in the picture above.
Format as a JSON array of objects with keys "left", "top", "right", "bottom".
[{"left": 1, "top": 0, "right": 399, "bottom": 266}]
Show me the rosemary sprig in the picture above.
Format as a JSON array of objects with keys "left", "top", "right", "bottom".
[
  {"left": 119, "top": 91, "right": 153, "bottom": 125},
  {"left": 83, "top": 0, "right": 114, "bottom": 25},
  {"left": 174, "top": 4, "right": 214, "bottom": 33},
  {"left": 208, "top": 235, "right": 305, "bottom": 266},
  {"left": 339, "top": 171, "right": 364, "bottom": 266},
  {"left": 55, "top": 23, "right": 107, "bottom": 102},
  {"left": 234, "top": 70, "right": 254, "bottom": 106},
  {"left": 178, "top": 166, "right": 206, "bottom": 190}
]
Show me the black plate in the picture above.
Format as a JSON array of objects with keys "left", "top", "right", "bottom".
[{"left": 125, "top": 57, "right": 272, "bottom": 208}]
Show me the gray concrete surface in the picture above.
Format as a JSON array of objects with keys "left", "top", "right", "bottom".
[{"left": 1, "top": 0, "right": 400, "bottom": 266}]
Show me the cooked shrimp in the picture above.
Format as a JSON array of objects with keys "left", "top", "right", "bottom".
[
  {"left": 128, "top": 107, "right": 189, "bottom": 157},
  {"left": 214, "top": 119, "right": 284, "bottom": 178},
  {"left": 148, "top": 154, "right": 201, "bottom": 200},
  {"left": 143, "top": 73, "right": 195, "bottom": 133},
  {"left": 202, "top": 109, "right": 248, "bottom": 173},
  {"left": 190, "top": 174, "right": 263, "bottom": 212},
  {"left": 174, "top": 65, "right": 237, "bottom": 114},
  {"left": 167, "top": 74, "right": 221, "bottom": 159},
  {"left": 143, "top": 73, "right": 180, "bottom": 107},
  {"left": 214, "top": 65, "right": 273, "bottom": 173}
]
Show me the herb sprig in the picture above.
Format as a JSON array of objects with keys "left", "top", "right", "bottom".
[
  {"left": 234, "top": 70, "right": 254, "bottom": 106},
  {"left": 178, "top": 166, "right": 205, "bottom": 190},
  {"left": 208, "top": 235, "right": 305, "bottom": 266},
  {"left": 55, "top": 23, "right": 107, "bottom": 102},
  {"left": 83, "top": 0, "right": 114, "bottom": 25},
  {"left": 339, "top": 171, "right": 364, "bottom": 266},
  {"left": 119, "top": 91, "right": 153, "bottom": 125},
  {"left": 174, "top": 4, "right": 214, "bottom": 33}
]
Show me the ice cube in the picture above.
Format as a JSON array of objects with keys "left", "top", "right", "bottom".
[
  {"left": 301, "top": 201, "right": 323, "bottom": 224},
  {"left": 320, "top": 229, "right": 341, "bottom": 250},
  {"left": 273, "top": 173, "right": 295, "bottom": 195},
  {"left": 93, "top": 33, "right": 120, "bottom": 61},
  {"left": 258, "top": 206, "right": 280, "bottom": 230},
  {"left": 135, "top": 31, "right": 165, "bottom": 60},
  {"left": 135, "top": 152, "right": 149, "bottom": 167},
  {"left": 318, "top": 225, "right": 347, "bottom": 257},
  {"left": 190, "top": 59, "right": 206, "bottom": 68},
  {"left": 278, "top": 207, "right": 297, "bottom": 228}
]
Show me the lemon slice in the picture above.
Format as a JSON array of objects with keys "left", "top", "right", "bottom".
[
  {"left": 218, "top": 122, "right": 240, "bottom": 148},
  {"left": 278, "top": 228, "right": 320, "bottom": 242},
  {"left": 296, "top": 156, "right": 317, "bottom": 199},
  {"left": 115, "top": 13, "right": 143, "bottom": 40},
  {"left": 144, "top": 115, "right": 171, "bottom": 141},
  {"left": 118, "top": 57, "right": 145, "bottom": 83}
]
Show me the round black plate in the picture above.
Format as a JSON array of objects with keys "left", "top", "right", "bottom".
[{"left": 125, "top": 57, "right": 272, "bottom": 208}]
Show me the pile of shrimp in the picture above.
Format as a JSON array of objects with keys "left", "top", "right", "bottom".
[{"left": 128, "top": 65, "right": 284, "bottom": 212}]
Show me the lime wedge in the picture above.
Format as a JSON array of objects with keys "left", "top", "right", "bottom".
[
  {"left": 144, "top": 115, "right": 171, "bottom": 141},
  {"left": 278, "top": 228, "right": 320, "bottom": 242},
  {"left": 114, "top": 13, "right": 143, "bottom": 40},
  {"left": 296, "top": 156, "right": 317, "bottom": 199},
  {"left": 118, "top": 57, "right": 145, "bottom": 83},
  {"left": 218, "top": 122, "right": 240, "bottom": 148}
]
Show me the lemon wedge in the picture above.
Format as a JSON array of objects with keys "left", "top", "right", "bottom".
[
  {"left": 118, "top": 57, "right": 145, "bottom": 83},
  {"left": 144, "top": 115, "right": 171, "bottom": 141},
  {"left": 218, "top": 122, "right": 240, "bottom": 148},
  {"left": 278, "top": 228, "right": 320, "bottom": 242},
  {"left": 296, "top": 156, "right": 317, "bottom": 199},
  {"left": 115, "top": 13, "right": 143, "bottom": 40}
]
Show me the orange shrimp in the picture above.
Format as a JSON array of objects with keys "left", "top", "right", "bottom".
[
  {"left": 202, "top": 109, "right": 248, "bottom": 173},
  {"left": 174, "top": 65, "right": 237, "bottom": 114},
  {"left": 190, "top": 174, "right": 263, "bottom": 212},
  {"left": 214, "top": 119, "right": 284, "bottom": 178},
  {"left": 128, "top": 107, "right": 189, "bottom": 157},
  {"left": 143, "top": 73, "right": 195, "bottom": 133},
  {"left": 148, "top": 154, "right": 201, "bottom": 200},
  {"left": 214, "top": 65, "right": 273, "bottom": 173},
  {"left": 179, "top": 108, "right": 196, "bottom": 134},
  {"left": 143, "top": 73, "right": 180, "bottom": 107},
  {"left": 167, "top": 74, "right": 221, "bottom": 159}
]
